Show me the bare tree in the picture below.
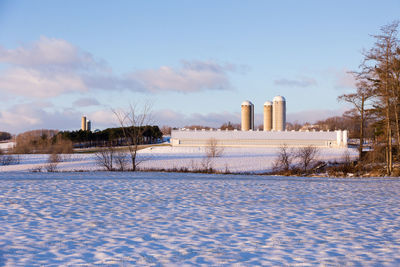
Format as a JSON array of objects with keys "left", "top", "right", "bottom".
[
  {"left": 338, "top": 73, "right": 373, "bottom": 160},
  {"left": 295, "top": 146, "right": 319, "bottom": 173},
  {"left": 205, "top": 138, "right": 224, "bottom": 158},
  {"left": 113, "top": 103, "right": 152, "bottom": 171},
  {"left": 95, "top": 147, "right": 115, "bottom": 171},
  {"left": 272, "top": 144, "right": 293, "bottom": 172},
  {"left": 114, "top": 150, "right": 129, "bottom": 171}
]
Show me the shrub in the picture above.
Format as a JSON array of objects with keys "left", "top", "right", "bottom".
[
  {"left": 45, "top": 153, "right": 61, "bottom": 172},
  {"left": 295, "top": 146, "right": 319, "bottom": 173},
  {"left": 272, "top": 144, "right": 293, "bottom": 173}
]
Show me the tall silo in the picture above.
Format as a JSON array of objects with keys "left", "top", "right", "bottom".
[
  {"left": 81, "top": 116, "right": 87, "bottom": 131},
  {"left": 263, "top": 101, "right": 272, "bottom": 131},
  {"left": 272, "top": 96, "right": 286, "bottom": 131},
  {"left": 86, "top": 120, "right": 91, "bottom": 132},
  {"left": 241, "top": 100, "right": 254, "bottom": 131}
]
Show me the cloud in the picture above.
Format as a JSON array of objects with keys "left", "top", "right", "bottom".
[
  {"left": 0, "top": 36, "right": 103, "bottom": 70},
  {"left": 0, "top": 102, "right": 80, "bottom": 134},
  {"left": 0, "top": 37, "right": 237, "bottom": 98},
  {"left": 0, "top": 103, "right": 116, "bottom": 134},
  {"left": 73, "top": 97, "right": 101, "bottom": 107},
  {"left": 129, "top": 60, "right": 235, "bottom": 93},
  {"left": 274, "top": 77, "right": 317, "bottom": 87},
  {"left": 0, "top": 67, "right": 87, "bottom": 98}
]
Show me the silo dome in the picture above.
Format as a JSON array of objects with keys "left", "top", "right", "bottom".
[
  {"left": 272, "top": 96, "right": 286, "bottom": 131},
  {"left": 241, "top": 100, "right": 253, "bottom": 106},
  {"left": 264, "top": 101, "right": 272, "bottom": 106},
  {"left": 241, "top": 100, "right": 254, "bottom": 131},
  {"left": 273, "top": 96, "right": 286, "bottom": 102}
]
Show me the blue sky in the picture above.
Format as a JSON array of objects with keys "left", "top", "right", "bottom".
[{"left": 0, "top": 0, "right": 399, "bottom": 133}]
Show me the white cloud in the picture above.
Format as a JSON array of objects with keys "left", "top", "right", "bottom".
[
  {"left": 0, "top": 102, "right": 80, "bottom": 134},
  {"left": 0, "top": 67, "right": 87, "bottom": 98},
  {"left": 274, "top": 77, "right": 317, "bottom": 87},
  {"left": 130, "top": 60, "right": 234, "bottom": 93},
  {"left": 88, "top": 109, "right": 117, "bottom": 127},
  {"left": 0, "top": 37, "right": 237, "bottom": 98},
  {"left": 0, "top": 36, "right": 101, "bottom": 70}
]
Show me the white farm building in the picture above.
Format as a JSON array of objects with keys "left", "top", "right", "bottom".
[{"left": 171, "top": 129, "right": 348, "bottom": 148}]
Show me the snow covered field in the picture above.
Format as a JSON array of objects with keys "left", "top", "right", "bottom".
[
  {"left": 1, "top": 172, "right": 400, "bottom": 265},
  {"left": 0, "top": 146, "right": 358, "bottom": 173}
]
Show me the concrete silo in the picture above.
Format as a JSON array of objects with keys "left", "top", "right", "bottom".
[
  {"left": 241, "top": 100, "right": 254, "bottom": 131},
  {"left": 86, "top": 120, "right": 91, "bottom": 132},
  {"left": 263, "top": 101, "right": 272, "bottom": 131},
  {"left": 81, "top": 116, "right": 87, "bottom": 131},
  {"left": 272, "top": 96, "right": 286, "bottom": 131}
]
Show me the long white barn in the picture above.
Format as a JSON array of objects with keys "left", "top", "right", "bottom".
[{"left": 171, "top": 129, "right": 348, "bottom": 148}]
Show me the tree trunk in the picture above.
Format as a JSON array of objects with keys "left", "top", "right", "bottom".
[{"left": 359, "top": 96, "right": 365, "bottom": 160}]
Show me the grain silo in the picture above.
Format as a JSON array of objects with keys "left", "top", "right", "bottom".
[
  {"left": 241, "top": 100, "right": 254, "bottom": 131},
  {"left": 86, "top": 120, "right": 91, "bottom": 132},
  {"left": 81, "top": 116, "right": 87, "bottom": 131},
  {"left": 272, "top": 96, "right": 286, "bottom": 131},
  {"left": 263, "top": 101, "right": 272, "bottom": 131}
]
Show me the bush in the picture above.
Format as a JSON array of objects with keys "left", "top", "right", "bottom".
[
  {"left": 45, "top": 153, "right": 61, "bottom": 172},
  {"left": 295, "top": 146, "right": 319, "bottom": 173},
  {"left": 272, "top": 144, "right": 293, "bottom": 173}
]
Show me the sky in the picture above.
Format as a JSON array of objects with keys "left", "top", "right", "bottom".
[{"left": 0, "top": 0, "right": 399, "bottom": 134}]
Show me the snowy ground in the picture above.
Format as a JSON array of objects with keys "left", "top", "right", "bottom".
[
  {"left": 0, "top": 146, "right": 358, "bottom": 173},
  {"left": 1, "top": 172, "right": 400, "bottom": 266}
]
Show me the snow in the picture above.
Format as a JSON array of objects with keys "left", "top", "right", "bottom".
[
  {"left": 1, "top": 172, "right": 400, "bottom": 265},
  {"left": 0, "top": 146, "right": 358, "bottom": 173}
]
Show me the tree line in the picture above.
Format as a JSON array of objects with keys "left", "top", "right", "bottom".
[
  {"left": 58, "top": 125, "right": 162, "bottom": 148},
  {"left": 339, "top": 21, "right": 400, "bottom": 175}
]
